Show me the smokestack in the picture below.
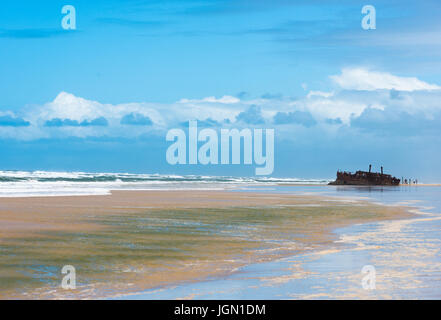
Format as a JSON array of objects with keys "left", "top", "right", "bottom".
[
  {"left": 369, "top": 164, "right": 372, "bottom": 173},
  {"left": 381, "top": 166, "right": 383, "bottom": 175}
]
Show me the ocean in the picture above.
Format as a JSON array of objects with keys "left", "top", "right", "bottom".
[{"left": 0, "top": 171, "right": 330, "bottom": 197}]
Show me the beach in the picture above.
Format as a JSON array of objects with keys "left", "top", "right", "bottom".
[
  {"left": 0, "top": 188, "right": 413, "bottom": 299},
  {"left": 121, "top": 185, "right": 441, "bottom": 300}
]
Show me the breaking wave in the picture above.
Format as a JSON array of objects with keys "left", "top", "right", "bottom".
[{"left": 0, "top": 171, "right": 330, "bottom": 197}]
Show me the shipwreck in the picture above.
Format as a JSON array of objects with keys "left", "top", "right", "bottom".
[{"left": 329, "top": 165, "right": 400, "bottom": 186}]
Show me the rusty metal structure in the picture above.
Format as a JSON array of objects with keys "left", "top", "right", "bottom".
[{"left": 329, "top": 165, "right": 400, "bottom": 186}]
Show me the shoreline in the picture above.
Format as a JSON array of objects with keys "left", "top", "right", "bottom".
[
  {"left": 277, "top": 183, "right": 441, "bottom": 187},
  {"left": 0, "top": 183, "right": 440, "bottom": 199},
  {"left": 0, "top": 189, "right": 415, "bottom": 299}
]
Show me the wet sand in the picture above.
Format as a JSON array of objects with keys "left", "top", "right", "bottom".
[
  {"left": 0, "top": 190, "right": 413, "bottom": 299},
  {"left": 132, "top": 185, "right": 441, "bottom": 300}
]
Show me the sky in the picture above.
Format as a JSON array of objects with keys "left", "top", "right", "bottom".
[{"left": 1, "top": 0, "right": 441, "bottom": 181}]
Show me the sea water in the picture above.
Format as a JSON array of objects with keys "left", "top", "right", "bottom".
[{"left": 118, "top": 185, "right": 441, "bottom": 299}]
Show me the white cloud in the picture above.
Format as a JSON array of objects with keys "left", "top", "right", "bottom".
[
  {"left": 3, "top": 68, "right": 441, "bottom": 140},
  {"left": 307, "top": 90, "right": 334, "bottom": 98},
  {"left": 330, "top": 68, "right": 441, "bottom": 91},
  {"left": 178, "top": 95, "right": 240, "bottom": 104},
  {"left": 303, "top": 98, "right": 366, "bottom": 124},
  {"left": 37, "top": 92, "right": 105, "bottom": 121}
]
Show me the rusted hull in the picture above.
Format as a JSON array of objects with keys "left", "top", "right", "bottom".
[{"left": 329, "top": 170, "right": 400, "bottom": 186}]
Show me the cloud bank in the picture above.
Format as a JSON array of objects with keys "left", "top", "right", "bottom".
[
  {"left": 1, "top": 68, "right": 440, "bottom": 142},
  {"left": 331, "top": 68, "right": 441, "bottom": 91}
]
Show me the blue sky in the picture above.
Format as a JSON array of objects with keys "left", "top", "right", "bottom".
[{"left": 1, "top": 0, "right": 441, "bottom": 180}]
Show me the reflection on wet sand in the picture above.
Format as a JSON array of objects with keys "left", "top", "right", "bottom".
[{"left": 0, "top": 190, "right": 411, "bottom": 299}]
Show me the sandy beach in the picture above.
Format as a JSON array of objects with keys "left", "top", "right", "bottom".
[{"left": 0, "top": 189, "right": 413, "bottom": 299}]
